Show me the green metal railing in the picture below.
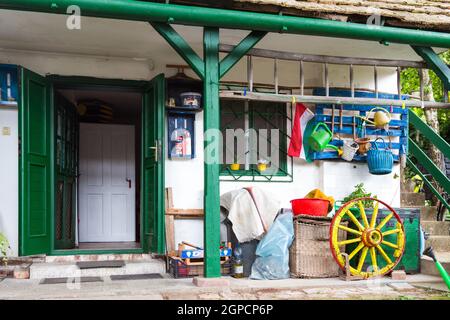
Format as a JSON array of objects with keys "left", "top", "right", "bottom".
[{"left": 407, "top": 110, "right": 450, "bottom": 211}]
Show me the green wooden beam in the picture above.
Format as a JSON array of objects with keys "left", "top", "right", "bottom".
[
  {"left": 408, "top": 138, "right": 450, "bottom": 194},
  {"left": 409, "top": 110, "right": 450, "bottom": 159},
  {"left": 406, "top": 157, "right": 450, "bottom": 212},
  {"left": 203, "top": 27, "right": 221, "bottom": 278},
  {"left": 412, "top": 46, "right": 450, "bottom": 90},
  {"left": 150, "top": 22, "right": 205, "bottom": 79},
  {"left": 219, "top": 31, "right": 267, "bottom": 79}
]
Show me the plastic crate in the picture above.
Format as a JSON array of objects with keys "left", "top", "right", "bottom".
[{"left": 168, "top": 257, "right": 233, "bottom": 278}]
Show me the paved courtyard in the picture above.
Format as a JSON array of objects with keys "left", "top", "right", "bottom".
[{"left": 0, "top": 274, "right": 449, "bottom": 300}]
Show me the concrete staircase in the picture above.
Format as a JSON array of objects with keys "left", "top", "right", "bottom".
[
  {"left": 401, "top": 192, "right": 450, "bottom": 277},
  {"left": 29, "top": 254, "right": 166, "bottom": 280}
]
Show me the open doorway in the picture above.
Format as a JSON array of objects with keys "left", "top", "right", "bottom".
[{"left": 55, "top": 86, "right": 142, "bottom": 251}]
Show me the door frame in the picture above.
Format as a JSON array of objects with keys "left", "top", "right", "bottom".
[{"left": 44, "top": 75, "right": 161, "bottom": 255}]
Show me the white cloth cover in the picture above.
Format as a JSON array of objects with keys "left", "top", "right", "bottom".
[{"left": 220, "top": 187, "right": 280, "bottom": 243}]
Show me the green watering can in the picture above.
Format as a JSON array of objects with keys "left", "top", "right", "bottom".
[{"left": 308, "top": 122, "right": 339, "bottom": 152}]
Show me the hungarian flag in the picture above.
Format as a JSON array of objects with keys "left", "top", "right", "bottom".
[{"left": 288, "top": 103, "right": 315, "bottom": 161}]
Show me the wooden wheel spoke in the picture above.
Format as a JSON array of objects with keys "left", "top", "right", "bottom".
[
  {"left": 370, "top": 247, "right": 378, "bottom": 272},
  {"left": 357, "top": 247, "right": 369, "bottom": 272},
  {"left": 370, "top": 201, "right": 379, "bottom": 228},
  {"left": 381, "top": 240, "right": 399, "bottom": 250},
  {"left": 338, "top": 237, "right": 362, "bottom": 246},
  {"left": 382, "top": 228, "right": 401, "bottom": 236},
  {"left": 331, "top": 198, "right": 404, "bottom": 279},
  {"left": 345, "top": 209, "right": 365, "bottom": 232},
  {"left": 376, "top": 212, "right": 393, "bottom": 230},
  {"left": 338, "top": 224, "right": 362, "bottom": 236},
  {"left": 376, "top": 244, "right": 392, "bottom": 264},
  {"left": 348, "top": 242, "right": 365, "bottom": 261},
  {"left": 358, "top": 201, "right": 369, "bottom": 228}
]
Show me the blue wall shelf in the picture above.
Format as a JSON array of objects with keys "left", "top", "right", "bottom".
[{"left": 310, "top": 88, "right": 409, "bottom": 162}]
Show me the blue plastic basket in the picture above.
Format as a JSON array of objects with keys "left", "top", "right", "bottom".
[{"left": 367, "top": 137, "right": 393, "bottom": 175}]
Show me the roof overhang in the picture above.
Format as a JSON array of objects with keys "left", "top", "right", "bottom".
[{"left": 0, "top": 0, "right": 450, "bottom": 49}]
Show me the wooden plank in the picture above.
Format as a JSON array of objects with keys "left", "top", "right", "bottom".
[
  {"left": 220, "top": 44, "right": 427, "bottom": 68},
  {"left": 165, "top": 187, "right": 174, "bottom": 210},
  {"left": 165, "top": 215, "right": 175, "bottom": 254},
  {"left": 166, "top": 208, "right": 204, "bottom": 216}
]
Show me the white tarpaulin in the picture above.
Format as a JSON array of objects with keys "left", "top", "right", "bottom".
[{"left": 220, "top": 187, "right": 280, "bottom": 243}]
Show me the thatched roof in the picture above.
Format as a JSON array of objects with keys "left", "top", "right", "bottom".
[
  {"left": 166, "top": 0, "right": 450, "bottom": 31},
  {"left": 233, "top": 0, "right": 450, "bottom": 30}
]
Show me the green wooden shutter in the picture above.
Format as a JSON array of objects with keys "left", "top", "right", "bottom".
[
  {"left": 142, "top": 74, "right": 165, "bottom": 254},
  {"left": 19, "top": 68, "right": 52, "bottom": 256}
]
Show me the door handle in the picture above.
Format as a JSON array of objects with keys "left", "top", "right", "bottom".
[{"left": 126, "top": 178, "right": 132, "bottom": 189}]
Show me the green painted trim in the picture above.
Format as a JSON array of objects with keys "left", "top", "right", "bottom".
[
  {"left": 412, "top": 46, "right": 450, "bottom": 90},
  {"left": 406, "top": 157, "right": 450, "bottom": 212},
  {"left": 2, "top": 1, "right": 450, "bottom": 48},
  {"left": 408, "top": 138, "right": 450, "bottom": 194},
  {"left": 50, "top": 248, "right": 144, "bottom": 256},
  {"left": 151, "top": 22, "right": 205, "bottom": 79},
  {"left": 203, "top": 27, "right": 221, "bottom": 278},
  {"left": 219, "top": 31, "right": 267, "bottom": 79},
  {"left": 409, "top": 110, "right": 450, "bottom": 159}
]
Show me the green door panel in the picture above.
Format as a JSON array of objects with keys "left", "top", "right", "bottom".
[
  {"left": 19, "top": 67, "right": 52, "bottom": 256},
  {"left": 54, "top": 93, "right": 78, "bottom": 250},
  {"left": 142, "top": 74, "right": 165, "bottom": 254}
]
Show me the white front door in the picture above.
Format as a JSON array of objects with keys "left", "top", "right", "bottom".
[{"left": 79, "top": 123, "right": 136, "bottom": 242}]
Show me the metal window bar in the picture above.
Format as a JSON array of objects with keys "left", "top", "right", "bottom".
[
  {"left": 247, "top": 55, "right": 253, "bottom": 92},
  {"left": 219, "top": 86, "right": 293, "bottom": 182},
  {"left": 300, "top": 60, "right": 304, "bottom": 96},
  {"left": 350, "top": 64, "right": 355, "bottom": 98},
  {"left": 274, "top": 58, "right": 279, "bottom": 94},
  {"left": 374, "top": 66, "right": 379, "bottom": 99}
]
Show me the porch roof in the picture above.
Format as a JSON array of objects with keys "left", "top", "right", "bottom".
[{"left": 230, "top": 0, "right": 450, "bottom": 31}]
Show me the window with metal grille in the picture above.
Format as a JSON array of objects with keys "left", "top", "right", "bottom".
[{"left": 219, "top": 91, "right": 293, "bottom": 182}]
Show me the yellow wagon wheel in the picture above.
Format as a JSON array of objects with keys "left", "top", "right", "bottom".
[{"left": 329, "top": 197, "right": 405, "bottom": 278}]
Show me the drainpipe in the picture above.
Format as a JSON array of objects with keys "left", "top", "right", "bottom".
[{"left": 1, "top": 0, "right": 450, "bottom": 48}]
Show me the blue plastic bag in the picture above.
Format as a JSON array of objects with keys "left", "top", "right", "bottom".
[{"left": 250, "top": 211, "right": 294, "bottom": 280}]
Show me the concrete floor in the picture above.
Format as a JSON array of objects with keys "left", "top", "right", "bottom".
[{"left": 0, "top": 274, "right": 448, "bottom": 300}]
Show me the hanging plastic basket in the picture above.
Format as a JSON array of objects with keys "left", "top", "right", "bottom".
[
  {"left": 366, "top": 137, "right": 393, "bottom": 175},
  {"left": 342, "top": 141, "right": 358, "bottom": 162}
]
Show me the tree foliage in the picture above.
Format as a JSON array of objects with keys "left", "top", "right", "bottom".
[{"left": 400, "top": 50, "right": 450, "bottom": 141}]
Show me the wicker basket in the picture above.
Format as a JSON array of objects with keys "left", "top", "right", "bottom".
[{"left": 289, "top": 215, "right": 347, "bottom": 278}]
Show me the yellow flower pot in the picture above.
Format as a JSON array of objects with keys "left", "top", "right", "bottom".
[
  {"left": 257, "top": 163, "right": 267, "bottom": 172},
  {"left": 230, "top": 163, "right": 240, "bottom": 171}
]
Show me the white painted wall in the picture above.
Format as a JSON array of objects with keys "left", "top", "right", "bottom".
[
  {"left": 0, "top": 108, "right": 18, "bottom": 256},
  {"left": 0, "top": 42, "right": 401, "bottom": 252}
]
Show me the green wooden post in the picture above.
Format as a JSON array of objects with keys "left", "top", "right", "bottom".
[{"left": 203, "top": 27, "right": 221, "bottom": 278}]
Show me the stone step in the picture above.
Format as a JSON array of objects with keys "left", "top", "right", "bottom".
[
  {"left": 29, "top": 259, "right": 166, "bottom": 280},
  {"left": 44, "top": 253, "right": 155, "bottom": 263},
  {"left": 401, "top": 192, "right": 425, "bottom": 207},
  {"left": 421, "top": 206, "right": 438, "bottom": 222},
  {"left": 422, "top": 221, "right": 450, "bottom": 236},
  {"left": 425, "top": 236, "right": 450, "bottom": 252},
  {"left": 421, "top": 252, "right": 450, "bottom": 277}
]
